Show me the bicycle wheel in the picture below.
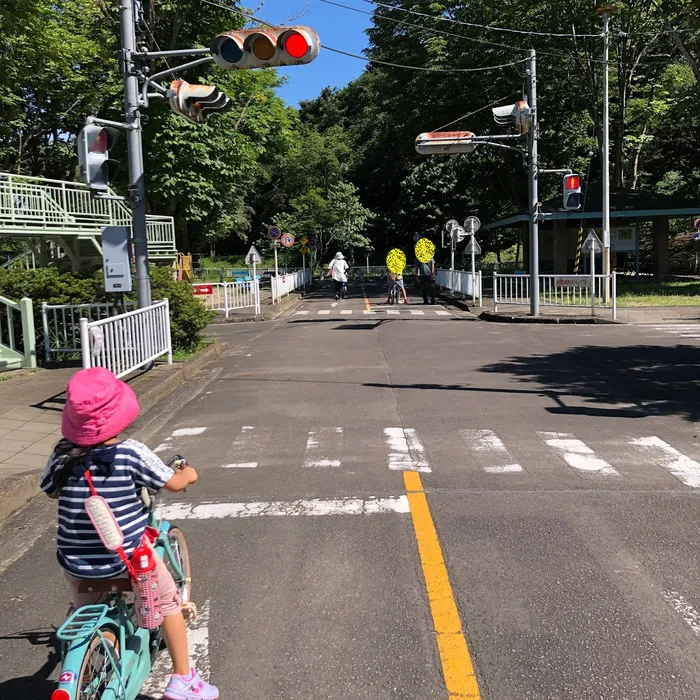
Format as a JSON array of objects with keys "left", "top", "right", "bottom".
[
  {"left": 165, "top": 526, "right": 192, "bottom": 604},
  {"left": 77, "top": 627, "right": 120, "bottom": 700}
]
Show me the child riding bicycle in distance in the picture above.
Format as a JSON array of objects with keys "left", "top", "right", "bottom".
[
  {"left": 40, "top": 367, "right": 219, "bottom": 700},
  {"left": 387, "top": 270, "right": 409, "bottom": 304}
]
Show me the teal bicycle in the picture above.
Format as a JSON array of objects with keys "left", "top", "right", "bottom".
[{"left": 51, "top": 456, "right": 192, "bottom": 700}]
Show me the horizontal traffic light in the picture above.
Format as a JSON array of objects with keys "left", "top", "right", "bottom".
[
  {"left": 168, "top": 80, "right": 232, "bottom": 124},
  {"left": 211, "top": 26, "right": 320, "bottom": 70},
  {"left": 563, "top": 173, "right": 582, "bottom": 210},
  {"left": 77, "top": 124, "right": 119, "bottom": 192}
]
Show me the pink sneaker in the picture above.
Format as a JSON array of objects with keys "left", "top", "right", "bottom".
[{"left": 163, "top": 668, "right": 219, "bottom": 699}]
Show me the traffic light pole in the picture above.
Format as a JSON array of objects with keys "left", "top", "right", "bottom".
[
  {"left": 119, "top": 0, "right": 151, "bottom": 308},
  {"left": 600, "top": 8, "right": 613, "bottom": 302},
  {"left": 526, "top": 49, "right": 539, "bottom": 317}
]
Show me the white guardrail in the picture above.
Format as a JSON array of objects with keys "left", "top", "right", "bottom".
[
  {"left": 494, "top": 272, "right": 617, "bottom": 319},
  {"left": 79, "top": 300, "right": 172, "bottom": 378},
  {"left": 0, "top": 295, "right": 36, "bottom": 370},
  {"left": 42, "top": 301, "right": 136, "bottom": 363},
  {"left": 272, "top": 268, "right": 311, "bottom": 303},
  {"left": 193, "top": 280, "right": 261, "bottom": 316},
  {"left": 435, "top": 268, "right": 483, "bottom": 306}
]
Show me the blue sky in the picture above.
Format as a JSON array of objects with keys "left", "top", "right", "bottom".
[{"left": 256, "top": 0, "right": 371, "bottom": 105}]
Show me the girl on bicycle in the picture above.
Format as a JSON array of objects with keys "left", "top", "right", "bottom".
[
  {"left": 386, "top": 271, "right": 409, "bottom": 305},
  {"left": 40, "top": 367, "right": 219, "bottom": 700}
]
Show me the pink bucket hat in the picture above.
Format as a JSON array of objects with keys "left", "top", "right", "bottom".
[{"left": 62, "top": 367, "right": 140, "bottom": 447}]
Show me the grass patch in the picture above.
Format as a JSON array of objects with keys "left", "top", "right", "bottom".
[
  {"left": 616, "top": 278, "right": 700, "bottom": 307},
  {"left": 172, "top": 338, "right": 215, "bottom": 362}
]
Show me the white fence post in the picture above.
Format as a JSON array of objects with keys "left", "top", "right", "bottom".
[
  {"left": 223, "top": 282, "right": 230, "bottom": 319},
  {"left": 612, "top": 271, "right": 617, "bottom": 321},
  {"left": 41, "top": 302, "right": 51, "bottom": 364},
  {"left": 19, "top": 297, "right": 36, "bottom": 368},
  {"left": 80, "top": 317, "right": 90, "bottom": 369},
  {"left": 493, "top": 273, "right": 499, "bottom": 313},
  {"left": 165, "top": 297, "right": 173, "bottom": 365},
  {"left": 478, "top": 270, "right": 483, "bottom": 307}
]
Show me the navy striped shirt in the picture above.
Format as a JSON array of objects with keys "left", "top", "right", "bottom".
[{"left": 40, "top": 440, "right": 174, "bottom": 579}]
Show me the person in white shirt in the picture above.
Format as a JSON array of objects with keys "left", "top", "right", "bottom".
[{"left": 328, "top": 251, "right": 349, "bottom": 300}]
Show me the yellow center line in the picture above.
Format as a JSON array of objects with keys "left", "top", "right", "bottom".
[
  {"left": 403, "top": 472, "right": 482, "bottom": 699},
  {"left": 361, "top": 282, "right": 372, "bottom": 311}
]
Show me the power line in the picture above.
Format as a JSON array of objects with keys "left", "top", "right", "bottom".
[
  {"left": 325, "top": 45, "right": 527, "bottom": 73},
  {"left": 431, "top": 94, "right": 521, "bottom": 132},
  {"left": 361, "top": 0, "right": 602, "bottom": 38}
]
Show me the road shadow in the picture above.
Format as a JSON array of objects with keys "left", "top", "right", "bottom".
[
  {"left": 479, "top": 343, "right": 700, "bottom": 422},
  {"left": 0, "top": 627, "right": 61, "bottom": 699}
]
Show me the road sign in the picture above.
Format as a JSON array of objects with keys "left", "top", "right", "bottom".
[
  {"left": 555, "top": 277, "right": 590, "bottom": 288},
  {"left": 270, "top": 240, "right": 281, "bottom": 249},
  {"left": 582, "top": 229, "right": 603, "bottom": 253},
  {"left": 464, "top": 216, "right": 481, "bottom": 233},
  {"left": 245, "top": 245, "right": 261, "bottom": 265},
  {"left": 268, "top": 225, "right": 281, "bottom": 240},
  {"left": 193, "top": 284, "right": 213, "bottom": 295},
  {"left": 415, "top": 131, "right": 477, "bottom": 155},
  {"left": 299, "top": 244, "right": 309, "bottom": 254},
  {"left": 695, "top": 218, "right": 700, "bottom": 231},
  {"left": 464, "top": 236, "right": 481, "bottom": 255},
  {"left": 445, "top": 219, "right": 459, "bottom": 232},
  {"left": 300, "top": 235, "right": 308, "bottom": 245},
  {"left": 281, "top": 232, "right": 295, "bottom": 248},
  {"left": 695, "top": 233, "right": 700, "bottom": 242},
  {"left": 453, "top": 225, "right": 467, "bottom": 242}
]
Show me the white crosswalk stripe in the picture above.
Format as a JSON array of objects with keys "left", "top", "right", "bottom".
[
  {"left": 537, "top": 432, "right": 619, "bottom": 476},
  {"left": 218, "top": 426, "right": 267, "bottom": 469},
  {"left": 460, "top": 429, "right": 523, "bottom": 474},
  {"left": 303, "top": 427, "right": 344, "bottom": 468},
  {"left": 629, "top": 436, "right": 700, "bottom": 488},
  {"left": 300, "top": 308, "right": 451, "bottom": 317},
  {"left": 383, "top": 427, "right": 431, "bottom": 472}
]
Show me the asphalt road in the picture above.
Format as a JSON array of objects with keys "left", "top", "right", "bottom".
[{"left": 2, "top": 280, "right": 700, "bottom": 699}]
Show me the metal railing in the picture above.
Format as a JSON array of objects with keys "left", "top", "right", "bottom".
[
  {"left": 193, "top": 280, "right": 261, "bottom": 317},
  {"left": 272, "top": 268, "right": 311, "bottom": 303},
  {"left": 435, "top": 268, "right": 483, "bottom": 306},
  {"left": 1, "top": 249, "right": 36, "bottom": 270},
  {"left": 494, "top": 272, "right": 617, "bottom": 319},
  {"left": 0, "top": 172, "right": 176, "bottom": 258},
  {"left": 80, "top": 300, "right": 172, "bottom": 378},
  {"left": 42, "top": 301, "right": 137, "bottom": 363},
  {"left": 0, "top": 295, "right": 36, "bottom": 371}
]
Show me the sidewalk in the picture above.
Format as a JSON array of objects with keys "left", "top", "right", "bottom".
[
  {"left": 458, "top": 298, "right": 700, "bottom": 324},
  {"left": 0, "top": 342, "right": 223, "bottom": 526}
]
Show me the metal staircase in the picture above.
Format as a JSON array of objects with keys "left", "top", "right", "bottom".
[{"left": 0, "top": 172, "right": 177, "bottom": 267}]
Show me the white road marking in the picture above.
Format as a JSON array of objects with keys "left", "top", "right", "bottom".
[
  {"left": 384, "top": 427, "right": 431, "bottom": 472},
  {"left": 386, "top": 310, "right": 400, "bottom": 315},
  {"left": 363, "top": 310, "right": 376, "bottom": 315},
  {"left": 538, "top": 432, "right": 618, "bottom": 475},
  {"left": 171, "top": 427, "right": 207, "bottom": 437},
  {"left": 163, "top": 496, "right": 410, "bottom": 519},
  {"left": 153, "top": 438, "right": 172, "bottom": 454},
  {"left": 663, "top": 591, "right": 700, "bottom": 636},
  {"left": 218, "top": 426, "right": 266, "bottom": 470},
  {"left": 460, "top": 429, "right": 523, "bottom": 474},
  {"left": 331, "top": 302, "right": 338, "bottom": 307},
  {"left": 340, "top": 309, "right": 353, "bottom": 315},
  {"left": 294, "top": 311, "right": 309, "bottom": 316},
  {"left": 140, "top": 600, "right": 211, "bottom": 698},
  {"left": 303, "top": 427, "right": 344, "bottom": 468},
  {"left": 434, "top": 310, "right": 451, "bottom": 316},
  {"left": 318, "top": 310, "right": 330, "bottom": 315},
  {"left": 629, "top": 436, "right": 700, "bottom": 488},
  {"left": 410, "top": 310, "right": 425, "bottom": 316}
]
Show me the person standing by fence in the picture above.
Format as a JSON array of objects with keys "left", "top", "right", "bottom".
[{"left": 414, "top": 255, "right": 436, "bottom": 304}]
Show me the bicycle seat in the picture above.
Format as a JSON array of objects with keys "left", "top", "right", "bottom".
[{"left": 76, "top": 578, "right": 133, "bottom": 594}]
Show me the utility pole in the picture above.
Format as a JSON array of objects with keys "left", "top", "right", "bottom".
[
  {"left": 526, "top": 49, "right": 539, "bottom": 317},
  {"left": 119, "top": 0, "right": 151, "bottom": 308},
  {"left": 599, "top": 7, "right": 614, "bottom": 302}
]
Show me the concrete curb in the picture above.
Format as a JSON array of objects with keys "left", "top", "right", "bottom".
[
  {"left": 0, "top": 342, "right": 224, "bottom": 530},
  {"left": 436, "top": 292, "right": 482, "bottom": 319},
  {"left": 478, "top": 310, "right": 618, "bottom": 325}
]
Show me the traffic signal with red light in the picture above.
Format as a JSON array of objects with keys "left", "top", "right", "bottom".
[
  {"left": 563, "top": 173, "right": 582, "bottom": 210},
  {"left": 77, "top": 125, "right": 119, "bottom": 192},
  {"left": 168, "top": 80, "right": 232, "bottom": 124},
  {"left": 211, "top": 26, "right": 320, "bottom": 70}
]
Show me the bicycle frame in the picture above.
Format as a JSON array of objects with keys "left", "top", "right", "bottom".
[{"left": 55, "top": 513, "right": 179, "bottom": 700}]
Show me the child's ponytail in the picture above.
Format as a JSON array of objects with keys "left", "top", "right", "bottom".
[{"left": 51, "top": 440, "right": 94, "bottom": 494}]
